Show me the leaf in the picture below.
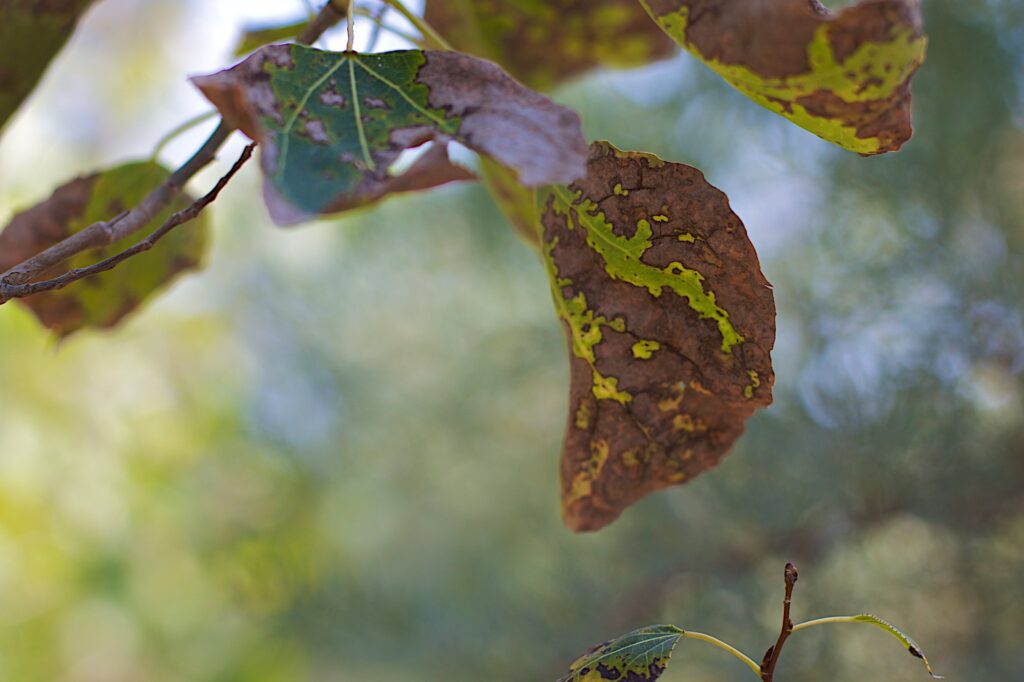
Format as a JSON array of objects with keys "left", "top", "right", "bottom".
[
  {"left": 0, "top": 0, "right": 98, "bottom": 132},
  {"left": 847, "top": 614, "right": 942, "bottom": 678},
  {"left": 478, "top": 156, "right": 539, "bottom": 247},
  {"left": 232, "top": 18, "right": 308, "bottom": 56},
  {"left": 539, "top": 141, "right": 775, "bottom": 531},
  {"left": 638, "top": 0, "right": 927, "bottom": 154},
  {"left": 192, "top": 46, "right": 588, "bottom": 225},
  {"left": 557, "top": 625, "right": 683, "bottom": 682},
  {"left": 424, "top": 0, "right": 676, "bottom": 90},
  {"left": 0, "top": 161, "right": 207, "bottom": 336}
]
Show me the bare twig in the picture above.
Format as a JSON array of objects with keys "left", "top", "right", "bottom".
[
  {"left": 1, "top": 145, "right": 254, "bottom": 300},
  {"left": 0, "top": 1, "right": 346, "bottom": 304},
  {"left": 298, "top": 0, "right": 347, "bottom": 45},
  {"left": 760, "top": 562, "right": 799, "bottom": 682}
]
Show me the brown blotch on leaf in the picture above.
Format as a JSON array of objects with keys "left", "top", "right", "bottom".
[{"left": 416, "top": 51, "right": 588, "bottom": 186}]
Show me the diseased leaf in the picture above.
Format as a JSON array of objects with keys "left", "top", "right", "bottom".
[
  {"left": 233, "top": 18, "right": 308, "bottom": 56},
  {"left": 539, "top": 141, "right": 775, "bottom": 531},
  {"left": 557, "top": 625, "right": 683, "bottom": 682},
  {"left": 0, "top": 0, "right": 98, "bottom": 132},
  {"left": 639, "top": 0, "right": 927, "bottom": 154},
  {"left": 847, "top": 615, "right": 942, "bottom": 678},
  {"left": 424, "top": 0, "right": 675, "bottom": 90},
  {"left": 0, "top": 161, "right": 207, "bottom": 336},
  {"left": 192, "top": 46, "right": 587, "bottom": 225}
]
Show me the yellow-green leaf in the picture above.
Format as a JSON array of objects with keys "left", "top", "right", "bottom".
[
  {"left": 844, "top": 615, "right": 942, "bottom": 678},
  {"left": 539, "top": 141, "right": 775, "bottom": 531},
  {"left": 639, "top": 0, "right": 927, "bottom": 154},
  {"left": 425, "top": 0, "right": 676, "bottom": 90},
  {"left": 0, "top": 161, "right": 208, "bottom": 336},
  {"left": 0, "top": 0, "right": 98, "bottom": 133}
]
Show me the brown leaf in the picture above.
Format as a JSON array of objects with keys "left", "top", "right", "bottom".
[
  {"left": 0, "top": 161, "right": 207, "bottom": 336},
  {"left": 639, "top": 0, "right": 927, "bottom": 154},
  {"left": 539, "top": 142, "right": 775, "bottom": 531},
  {"left": 425, "top": 0, "right": 676, "bottom": 90}
]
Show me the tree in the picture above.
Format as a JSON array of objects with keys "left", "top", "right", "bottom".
[{"left": 0, "top": 1, "right": 958, "bottom": 680}]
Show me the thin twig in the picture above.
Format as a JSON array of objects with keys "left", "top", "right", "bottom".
[
  {"left": 0, "top": 1, "right": 346, "bottom": 304},
  {"left": 2, "top": 145, "right": 254, "bottom": 299},
  {"left": 297, "top": 0, "right": 347, "bottom": 45},
  {"left": 760, "top": 563, "right": 799, "bottom": 682}
]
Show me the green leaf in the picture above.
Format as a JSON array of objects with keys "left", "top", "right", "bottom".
[
  {"left": 0, "top": 161, "right": 208, "bottom": 337},
  {"left": 0, "top": 0, "right": 98, "bottom": 133},
  {"left": 558, "top": 625, "right": 683, "bottom": 682},
  {"left": 232, "top": 18, "right": 308, "bottom": 56},
  {"left": 639, "top": 0, "right": 927, "bottom": 154},
  {"left": 424, "top": 0, "right": 676, "bottom": 90},
  {"left": 848, "top": 615, "right": 942, "bottom": 678},
  {"left": 193, "top": 46, "right": 587, "bottom": 225},
  {"left": 539, "top": 141, "right": 775, "bottom": 531}
]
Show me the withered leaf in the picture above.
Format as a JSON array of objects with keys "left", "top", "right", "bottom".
[
  {"left": 192, "top": 46, "right": 588, "bottom": 225},
  {"left": 539, "top": 141, "right": 775, "bottom": 531},
  {"left": 0, "top": 161, "right": 207, "bottom": 337},
  {"left": 557, "top": 625, "right": 684, "bottom": 682},
  {"left": 0, "top": 0, "right": 98, "bottom": 132},
  {"left": 639, "top": 0, "right": 927, "bottom": 154},
  {"left": 424, "top": 0, "right": 676, "bottom": 90}
]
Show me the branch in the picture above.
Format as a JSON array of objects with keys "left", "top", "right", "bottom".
[
  {"left": 0, "top": 1, "right": 347, "bottom": 304},
  {"left": 298, "top": 0, "right": 347, "bottom": 45},
  {"left": 1, "top": 144, "right": 254, "bottom": 300},
  {"left": 760, "top": 562, "right": 798, "bottom": 682}
]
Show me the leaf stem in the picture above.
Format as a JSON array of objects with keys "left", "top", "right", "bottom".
[
  {"left": 683, "top": 631, "right": 762, "bottom": 677},
  {"left": 149, "top": 110, "right": 218, "bottom": 161},
  {"left": 352, "top": 8, "right": 422, "bottom": 46},
  {"left": 380, "top": 0, "right": 452, "bottom": 50},
  {"left": 791, "top": 616, "right": 860, "bottom": 632},
  {"left": 346, "top": 0, "right": 356, "bottom": 51}
]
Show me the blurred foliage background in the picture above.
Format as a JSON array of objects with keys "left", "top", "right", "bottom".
[{"left": 1, "top": 0, "right": 1022, "bottom": 680}]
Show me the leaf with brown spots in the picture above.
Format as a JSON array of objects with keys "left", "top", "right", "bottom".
[
  {"left": 538, "top": 141, "right": 775, "bottom": 531},
  {"left": 192, "top": 46, "right": 587, "bottom": 225},
  {"left": 0, "top": 0, "right": 98, "bottom": 133},
  {"left": 424, "top": 0, "right": 676, "bottom": 90},
  {"left": 639, "top": 0, "right": 927, "bottom": 154},
  {"left": 0, "top": 161, "right": 207, "bottom": 337},
  {"left": 557, "top": 625, "right": 684, "bottom": 682}
]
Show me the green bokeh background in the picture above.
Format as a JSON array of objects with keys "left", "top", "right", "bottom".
[{"left": 0, "top": 1, "right": 1022, "bottom": 680}]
